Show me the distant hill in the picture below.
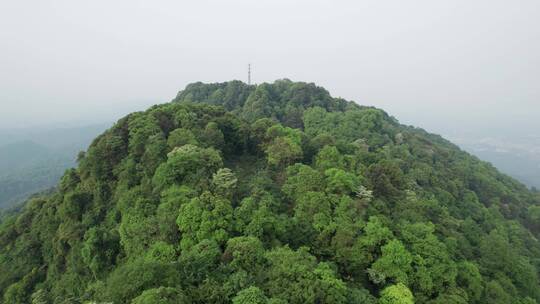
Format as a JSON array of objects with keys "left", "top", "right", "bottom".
[
  {"left": 0, "top": 140, "right": 50, "bottom": 172},
  {"left": 0, "top": 123, "right": 109, "bottom": 208},
  {"left": 451, "top": 134, "right": 540, "bottom": 190}
]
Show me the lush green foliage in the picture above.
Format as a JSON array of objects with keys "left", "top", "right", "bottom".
[{"left": 0, "top": 79, "right": 539, "bottom": 303}]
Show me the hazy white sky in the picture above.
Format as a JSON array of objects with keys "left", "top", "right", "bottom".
[{"left": 0, "top": 0, "right": 539, "bottom": 136}]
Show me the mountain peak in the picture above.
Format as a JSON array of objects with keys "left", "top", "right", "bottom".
[{"left": 1, "top": 80, "right": 539, "bottom": 303}]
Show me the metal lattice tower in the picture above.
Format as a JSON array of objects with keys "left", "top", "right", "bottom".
[{"left": 248, "top": 63, "right": 251, "bottom": 85}]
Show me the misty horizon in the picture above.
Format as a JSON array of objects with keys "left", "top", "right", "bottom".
[{"left": 1, "top": 0, "right": 539, "bottom": 134}]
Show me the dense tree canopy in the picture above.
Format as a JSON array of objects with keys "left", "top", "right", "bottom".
[{"left": 0, "top": 79, "right": 539, "bottom": 303}]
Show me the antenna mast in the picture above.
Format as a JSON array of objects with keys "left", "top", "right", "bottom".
[{"left": 248, "top": 63, "right": 251, "bottom": 85}]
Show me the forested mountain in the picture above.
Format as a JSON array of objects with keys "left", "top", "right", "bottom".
[
  {"left": 1, "top": 79, "right": 539, "bottom": 304},
  {"left": 0, "top": 124, "right": 109, "bottom": 208}
]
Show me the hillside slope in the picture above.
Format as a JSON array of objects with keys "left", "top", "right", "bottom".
[{"left": 0, "top": 80, "right": 539, "bottom": 304}]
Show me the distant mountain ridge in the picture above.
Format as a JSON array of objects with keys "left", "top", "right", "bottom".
[
  {"left": 0, "top": 140, "right": 50, "bottom": 172},
  {"left": 0, "top": 123, "right": 109, "bottom": 208},
  {"left": 451, "top": 134, "right": 540, "bottom": 189}
]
